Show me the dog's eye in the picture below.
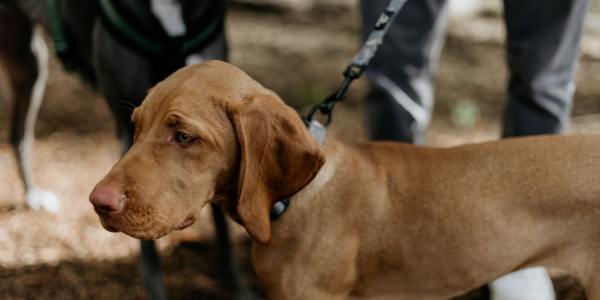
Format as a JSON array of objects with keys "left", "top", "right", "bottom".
[{"left": 175, "top": 131, "right": 196, "bottom": 145}]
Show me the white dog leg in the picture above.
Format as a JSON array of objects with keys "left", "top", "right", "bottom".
[
  {"left": 22, "top": 28, "right": 59, "bottom": 213},
  {"left": 490, "top": 267, "right": 555, "bottom": 300}
]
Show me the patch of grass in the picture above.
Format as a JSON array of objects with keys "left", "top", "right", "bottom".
[{"left": 287, "top": 82, "right": 331, "bottom": 108}]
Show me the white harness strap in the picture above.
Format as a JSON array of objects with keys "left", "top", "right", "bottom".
[
  {"left": 150, "top": 0, "right": 186, "bottom": 37},
  {"left": 149, "top": 0, "right": 206, "bottom": 66}
]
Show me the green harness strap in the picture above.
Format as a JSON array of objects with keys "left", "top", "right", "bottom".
[
  {"left": 97, "top": 0, "right": 162, "bottom": 56},
  {"left": 47, "top": 0, "right": 223, "bottom": 79},
  {"left": 97, "top": 0, "right": 224, "bottom": 58},
  {"left": 48, "top": 0, "right": 73, "bottom": 69},
  {"left": 181, "top": 14, "right": 222, "bottom": 55}
]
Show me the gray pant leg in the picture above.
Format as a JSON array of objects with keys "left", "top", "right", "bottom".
[
  {"left": 502, "top": 0, "right": 590, "bottom": 137},
  {"left": 361, "top": 0, "right": 448, "bottom": 144}
]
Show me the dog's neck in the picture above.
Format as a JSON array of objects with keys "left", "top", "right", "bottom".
[
  {"left": 266, "top": 140, "right": 340, "bottom": 226},
  {"left": 212, "top": 164, "right": 242, "bottom": 223},
  {"left": 216, "top": 139, "right": 338, "bottom": 227},
  {"left": 269, "top": 120, "right": 330, "bottom": 219},
  {"left": 288, "top": 148, "right": 337, "bottom": 206}
]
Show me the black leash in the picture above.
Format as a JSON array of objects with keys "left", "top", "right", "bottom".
[
  {"left": 304, "top": 0, "right": 408, "bottom": 128},
  {"left": 271, "top": 0, "right": 408, "bottom": 220}
]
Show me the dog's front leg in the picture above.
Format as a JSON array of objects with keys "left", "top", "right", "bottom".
[{"left": 251, "top": 232, "right": 359, "bottom": 300}]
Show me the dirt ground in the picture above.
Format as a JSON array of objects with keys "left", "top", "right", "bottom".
[{"left": 1, "top": 2, "right": 600, "bottom": 299}]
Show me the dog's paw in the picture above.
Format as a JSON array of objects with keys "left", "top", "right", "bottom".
[
  {"left": 26, "top": 187, "right": 60, "bottom": 213},
  {"left": 489, "top": 267, "right": 555, "bottom": 300}
]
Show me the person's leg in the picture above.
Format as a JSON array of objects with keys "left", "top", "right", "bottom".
[
  {"left": 502, "top": 0, "right": 590, "bottom": 137},
  {"left": 492, "top": 1, "right": 591, "bottom": 298},
  {"left": 361, "top": 0, "right": 448, "bottom": 144}
]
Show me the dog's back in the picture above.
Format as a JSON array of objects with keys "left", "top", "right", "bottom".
[{"left": 341, "top": 134, "right": 600, "bottom": 297}]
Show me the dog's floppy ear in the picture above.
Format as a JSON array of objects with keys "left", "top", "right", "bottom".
[{"left": 228, "top": 92, "right": 325, "bottom": 244}]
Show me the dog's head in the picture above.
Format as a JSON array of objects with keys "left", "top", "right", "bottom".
[{"left": 89, "top": 61, "right": 325, "bottom": 243}]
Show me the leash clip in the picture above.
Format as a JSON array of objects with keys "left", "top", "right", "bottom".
[
  {"left": 270, "top": 198, "right": 290, "bottom": 220},
  {"left": 307, "top": 119, "right": 326, "bottom": 145}
]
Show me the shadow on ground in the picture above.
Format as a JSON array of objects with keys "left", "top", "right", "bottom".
[{"left": 0, "top": 239, "right": 263, "bottom": 300}]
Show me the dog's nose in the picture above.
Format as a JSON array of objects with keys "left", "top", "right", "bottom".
[{"left": 89, "top": 187, "right": 125, "bottom": 214}]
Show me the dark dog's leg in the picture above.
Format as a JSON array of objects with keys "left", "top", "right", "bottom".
[
  {"left": 140, "top": 240, "right": 168, "bottom": 300},
  {"left": 115, "top": 116, "right": 167, "bottom": 300},
  {"left": 211, "top": 203, "right": 253, "bottom": 299},
  {"left": 118, "top": 119, "right": 165, "bottom": 300},
  {"left": 94, "top": 22, "right": 168, "bottom": 300},
  {"left": 0, "top": 2, "right": 58, "bottom": 211}
]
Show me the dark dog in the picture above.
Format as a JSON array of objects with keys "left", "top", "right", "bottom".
[{"left": 0, "top": 0, "right": 248, "bottom": 299}]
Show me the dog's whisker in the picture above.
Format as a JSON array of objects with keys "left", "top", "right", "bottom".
[
  {"left": 152, "top": 215, "right": 174, "bottom": 228},
  {"left": 115, "top": 100, "right": 136, "bottom": 109},
  {"left": 113, "top": 105, "right": 135, "bottom": 112}
]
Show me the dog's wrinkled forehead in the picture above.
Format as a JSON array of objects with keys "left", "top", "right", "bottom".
[{"left": 148, "top": 60, "right": 263, "bottom": 107}]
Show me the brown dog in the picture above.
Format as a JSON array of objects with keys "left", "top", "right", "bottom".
[{"left": 90, "top": 61, "right": 600, "bottom": 299}]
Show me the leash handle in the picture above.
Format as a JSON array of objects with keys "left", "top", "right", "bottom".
[{"left": 306, "top": 0, "right": 407, "bottom": 127}]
